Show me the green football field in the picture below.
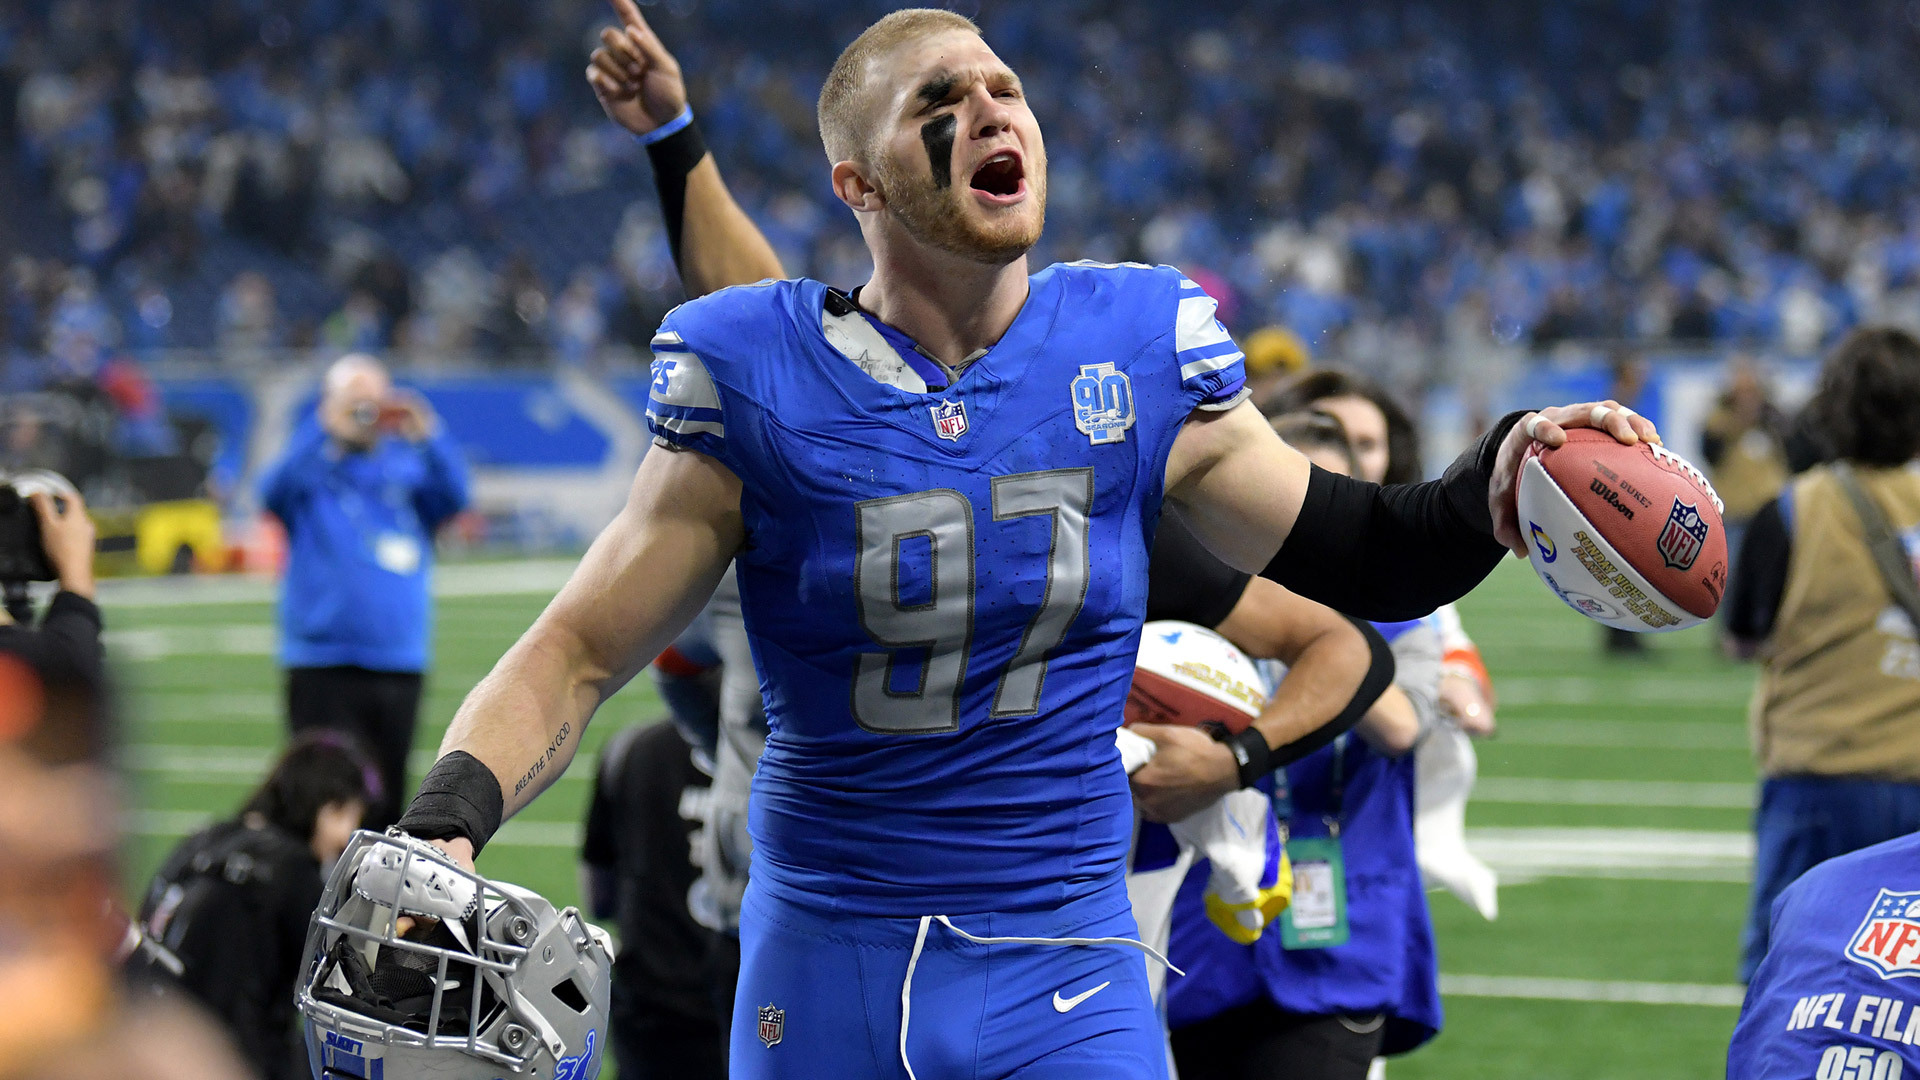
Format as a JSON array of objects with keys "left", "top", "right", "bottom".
[{"left": 104, "top": 557, "right": 1755, "bottom": 1079}]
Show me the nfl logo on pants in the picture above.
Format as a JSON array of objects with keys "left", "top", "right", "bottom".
[{"left": 758, "top": 1003, "right": 785, "bottom": 1048}]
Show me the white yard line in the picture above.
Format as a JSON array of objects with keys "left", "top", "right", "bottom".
[
  {"left": 1466, "top": 827, "right": 1753, "bottom": 882},
  {"left": 120, "top": 744, "right": 585, "bottom": 784},
  {"left": 96, "top": 559, "right": 581, "bottom": 608},
  {"left": 125, "top": 780, "right": 1755, "bottom": 884},
  {"left": 1438, "top": 974, "right": 1746, "bottom": 1007},
  {"left": 1473, "top": 777, "right": 1755, "bottom": 809},
  {"left": 1494, "top": 675, "right": 1753, "bottom": 707},
  {"left": 105, "top": 624, "right": 277, "bottom": 660}
]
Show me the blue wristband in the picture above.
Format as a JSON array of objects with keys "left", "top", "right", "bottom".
[{"left": 635, "top": 104, "right": 694, "bottom": 146}]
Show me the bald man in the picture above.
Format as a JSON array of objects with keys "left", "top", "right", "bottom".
[{"left": 258, "top": 355, "right": 470, "bottom": 828}]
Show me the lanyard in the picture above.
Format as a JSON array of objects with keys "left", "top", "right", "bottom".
[
  {"left": 1268, "top": 733, "right": 1351, "bottom": 838},
  {"left": 1324, "top": 734, "right": 1350, "bottom": 838}
]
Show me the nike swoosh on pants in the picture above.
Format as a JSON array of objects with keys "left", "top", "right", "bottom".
[{"left": 1051, "top": 980, "right": 1112, "bottom": 1013}]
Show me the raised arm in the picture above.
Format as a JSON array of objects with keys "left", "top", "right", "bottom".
[
  {"left": 1164, "top": 398, "right": 1663, "bottom": 619},
  {"left": 399, "top": 445, "right": 744, "bottom": 861},
  {"left": 587, "top": 0, "right": 784, "bottom": 295}
]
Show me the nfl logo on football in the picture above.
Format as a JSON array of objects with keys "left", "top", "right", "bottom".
[
  {"left": 929, "top": 398, "right": 968, "bottom": 441},
  {"left": 758, "top": 1003, "right": 786, "bottom": 1048},
  {"left": 1846, "top": 889, "right": 1920, "bottom": 979},
  {"left": 1658, "top": 498, "right": 1709, "bottom": 570}
]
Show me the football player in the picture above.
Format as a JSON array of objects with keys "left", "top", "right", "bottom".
[
  {"left": 585, "top": 15, "right": 1396, "bottom": 1066},
  {"left": 395, "top": 8, "right": 1659, "bottom": 1079}
]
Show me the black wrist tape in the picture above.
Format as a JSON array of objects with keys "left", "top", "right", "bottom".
[
  {"left": 1213, "top": 725, "right": 1276, "bottom": 789},
  {"left": 646, "top": 120, "right": 709, "bottom": 272},
  {"left": 396, "top": 751, "right": 504, "bottom": 855}
]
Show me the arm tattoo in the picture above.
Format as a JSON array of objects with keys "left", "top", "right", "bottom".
[{"left": 514, "top": 721, "right": 571, "bottom": 796}]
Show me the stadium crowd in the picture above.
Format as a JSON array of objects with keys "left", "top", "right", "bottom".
[{"left": 10, "top": 0, "right": 1920, "bottom": 385}]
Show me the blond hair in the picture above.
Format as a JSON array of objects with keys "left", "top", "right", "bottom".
[{"left": 816, "top": 8, "right": 981, "bottom": 164}]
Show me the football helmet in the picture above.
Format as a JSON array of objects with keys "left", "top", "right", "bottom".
[{"left": 297, "top": 830, "right": 612, "bottom": 1080}]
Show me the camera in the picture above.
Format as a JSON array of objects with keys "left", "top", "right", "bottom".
[{"left": 0, "top": 471, "right": 77, "bottom": 584}]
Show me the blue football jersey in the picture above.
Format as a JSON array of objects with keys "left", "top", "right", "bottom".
[
  {"left": 1727, "top": 832, "right": 1920, "bottom": 1079},
  {"left": 645, "top": 263, "right": 1247, "bottom": 916}
]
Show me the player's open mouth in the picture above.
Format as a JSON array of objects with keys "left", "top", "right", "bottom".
[{"left": 969, "top": 151, "right": 1025, "bottom": 203}]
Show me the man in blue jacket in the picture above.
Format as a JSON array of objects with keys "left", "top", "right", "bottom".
[
  {"left": 1727, "top": 831, "right": 1920, "bottom": 1078},
  {"left": 259, "top": 354, "right": 469, "bottom": 829}
]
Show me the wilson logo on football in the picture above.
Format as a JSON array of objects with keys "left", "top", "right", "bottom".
[{"left": 1845, "top": 888, "right": 1920, "bottom": 979}]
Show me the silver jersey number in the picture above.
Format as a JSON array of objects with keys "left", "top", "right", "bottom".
[{"left": 851, "top": 468, "right": 1095, "bottom": 733}]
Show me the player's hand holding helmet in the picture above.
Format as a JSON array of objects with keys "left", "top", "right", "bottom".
[{"left": 298, "top": 830, "right": 612, "bottom": 1080}]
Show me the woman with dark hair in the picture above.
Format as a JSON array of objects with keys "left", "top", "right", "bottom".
[
  {"left": 1724, "top": 325, "right": 1920, "bottom": 982},
  {"left": 139, "top": 732, "right": 377, "bottom": 1080},
  {"left": 1167, "top": 415, "right": 1442, "bottom": 1079},
  {"left": 1263, "top": 369, "right": 1424, "bottom": 487},
  {"left": 1263, "top": 371, "right": 1496, "bottom": 739}
]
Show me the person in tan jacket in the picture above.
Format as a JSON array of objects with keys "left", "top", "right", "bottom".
[{"left": 1723, "top": 326, "right": 1920, "bottom": 983}]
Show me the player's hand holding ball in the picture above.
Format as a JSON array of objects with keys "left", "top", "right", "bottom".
[
  {"left": 586, "top": 0, "right": 688, "bottom": 138},
  {"left": 1489, "top": 400, "right": 1661, "bottom": 556},
  {"left": 1497, "top": 402, "right": 1727, "bottom": 633},
  {"left": 1129, "top": 724, "right": 1239, "bottom": 823}
]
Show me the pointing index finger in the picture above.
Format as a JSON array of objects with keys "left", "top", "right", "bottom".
[{"left": 608, "top": 0, "right": 648, "bottom": 30}]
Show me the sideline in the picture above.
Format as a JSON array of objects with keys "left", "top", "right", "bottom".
[{"left": 1439, "top": 973, "right": 1746, "bottom": 1008}]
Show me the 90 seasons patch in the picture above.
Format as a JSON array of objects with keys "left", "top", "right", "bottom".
[{"left": 1070, "top": 362, "right": 1135, "bottom": 445}]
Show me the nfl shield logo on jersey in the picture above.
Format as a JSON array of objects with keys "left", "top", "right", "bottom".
[
  {"left": 1657, "top": 498, "right": 1709, "bottom": 570},
  {"left": 758, "top": 1003, "right": 786, "bottom": 1048},
  {"left": 1845, "top": 888, "right": 1920, "bottom": 979},
  {"left": 929, "top": 398, "right": 968, "bottom": 441},
  {"left": 1071, "top": 362, "right": 1136, "bottom": 445}
]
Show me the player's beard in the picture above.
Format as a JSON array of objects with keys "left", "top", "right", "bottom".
[{"left": 877, "top": 152, "right": 1045, "bottom": 266}]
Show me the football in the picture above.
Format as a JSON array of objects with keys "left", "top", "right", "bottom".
[
  {"left": 1516, "top": 428, "right": 1729, "bottom": 633},
  {"left": 1126, "top": 621, "right": 1269, "bottom": 734}
]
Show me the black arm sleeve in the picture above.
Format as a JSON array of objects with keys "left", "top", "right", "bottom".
[
  {"left": 1263, "top": 410, "right": 1526, "bottom": 621},
  {"left": 36, "top": 590, "right": 103, "bottom": 679},
  {"left": 1722, "top": 497, "right": 1791, "bottom": 643},
  {"left": 1146, "top": 511, "right": 1252, "bottom": 628},
  {"left": 1268, "top": 617, "right": 1396, "bottom": 767},
  {"left": 646, "top": 121, "right": 710, "bottom": 276}
]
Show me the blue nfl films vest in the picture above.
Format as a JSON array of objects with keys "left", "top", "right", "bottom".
[
  {"left": 645, "top": 263, "right": 1247, "bottom": 916},
  {"left": 1728, "top": 832, "right": 1920, "bottom": 1079}
]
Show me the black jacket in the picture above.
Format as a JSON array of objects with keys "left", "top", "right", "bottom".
[{"left": 141, "top": 820, "right": 324, "bottom": 1080}]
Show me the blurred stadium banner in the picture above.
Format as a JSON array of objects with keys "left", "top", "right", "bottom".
[{"left": 5, "top": 348, "right": 1821, "bottom": 577}]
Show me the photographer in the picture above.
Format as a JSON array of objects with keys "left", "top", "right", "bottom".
[
  {"left": 260, "top": 353, "right": 470, "bottom": 830},
  {"left": 140, "top": 733, "right": 376, "bottom": 1080},
  {"left": 0, "top": 480, "right": 104, "bottom": 706}
]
